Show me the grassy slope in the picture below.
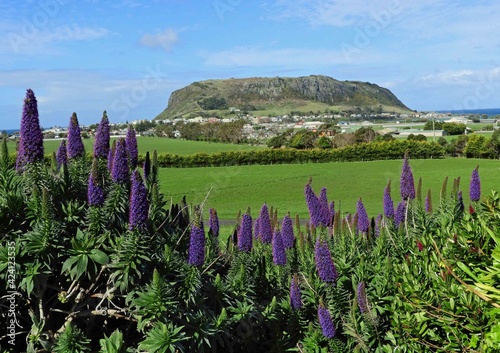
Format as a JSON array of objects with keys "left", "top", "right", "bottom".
[
  {"left": 8, "top": 137, "right": 265, "bottom": 156},
  {"left": 159, "top": 158, "right": 500, "bottom": 221}
]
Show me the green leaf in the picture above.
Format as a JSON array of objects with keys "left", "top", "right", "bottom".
[{"left": 90, "top": 249, "right": 109, "bottom": 265}]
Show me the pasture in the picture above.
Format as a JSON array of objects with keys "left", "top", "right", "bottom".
[{"left": 159, "top": 158, "right": 500, "bottom": 221}]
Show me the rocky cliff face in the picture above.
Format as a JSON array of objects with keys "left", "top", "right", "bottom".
[{"left": 157, "top": 75, "right": 410, "bottom": 119}]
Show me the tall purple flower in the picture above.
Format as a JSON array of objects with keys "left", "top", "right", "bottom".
[
  {"left": 400, "top": 153, "right": 415, "bottom": 200},
  {"left": 357, "top": 282, "right": 369, "bottom": 314},
  {"left": 469, "top": 166, "right": 481, "bottom": 202},
  {"left": 305, "top": 181, "right": 321, "bottom": 227},
  {"left": 383, "top": 182, "right": 394, "bottom": 219},
  {"left": 395, "top": 201, "right": 406, "bottom": 227},
  {"left": 88, "top": 159, "right": 105, "bottom": 206},
  {"left": 329, "top": 201, "right": 335, "bottom": 225},
  {"left": 281, "top": 214, "right": 295, "bottom": 249},
  {"left": 272, "top": 229, "right": 286, "bottom": 266},
  {"left": 209, "top": 208, "right": 220, "bottom": 237},
  {"left": 67, "top": 112, "right": 85, "bottom": 159},
  {"left": 16, "top": 89, "right": 44, "bottom": 171},
  {"left": 188, "top": 223, "right": 205, "bottom": 266},
  {"left": 425, "top": 189, "right": 432, "bottom": 213},
  {"left": 111, "top": 138, "right": 129, "bottom": 183},
  {"left": 258, "top": 203, "right": 272, "bottom": 244},
  {"left": 93, "top": 111, "right": 110, "bottom": 159},
  {"left": 129, "top": 170, "right": 148, "bottom": 230},
  {"left": 56, "top": 140, "right": 68, "bottom": 169},
  {"left": 314, "top": 240, "right": 338, "bottom": 284},
  {"left": 238, "top": 212, "right": 253, "bottom": 252},
  {"left": 290, "top": 274, "right": 303, "bottom": 310},
  {"left": 357, "top": 198, "right": 369, "bottom": 233},
  {"left": 319, "top": 187, "right": 330, "bottom": 227},
  {"left": 254, "top": 216, "right": 260, "bottom": 239},
  {"left": 126, "top": 126, "right": 138, "bottom": 168},
  {"left": 108, "top": 139, "right": 116, "bottom": 172},
  {"left": 318, "top": 304, "right": 336, "bottom": 338}
]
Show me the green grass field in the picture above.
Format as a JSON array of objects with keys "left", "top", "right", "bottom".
[
  {"left": 158, "top": 158, "right": 500, "bottom": 222},
  {"left": 7, "top": 136, "right": 265, "bottom": 156}
]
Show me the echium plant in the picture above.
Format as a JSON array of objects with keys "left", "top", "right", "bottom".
[
  {"left": 400, "top": 152, "right": 415, "bottom": 200},
  {"left": 272, "top": 229, "right": 286, "bottom": 266},
  {"left": 258, "top": 203, "right": 272, "bottom": 243},
  {"left": 56, "top": 140, "right": 68, "bottom": 170},
  {"left": 87, "top": 158, "right": 105, "bottom": 206},
  {"left": 281, "top": 213, "right": 295, "bottom": 249},
  {"left": 209, "top": 208, "right": 219, "bottom": 237},
  {"left": 314, "top": 240, "right": 338, "bottom": 284},
  {"left": 319, "top": 187, "right": 330, "bottom": 227},
  {"left": 394, "top": 201, "right": 406, "bottom": 228},
  {"left": 16, "top": 88, "right": 44, "bottom": 171},
  {"left": 108, "top": 139, "right": 116, "bottom": 172},
  {"left": 129, "top": 170, "right": 149, "bottom": 231},
  {"left": 305, "top": 180, "right": 321, "bottom": 227},
  {"left": 111, "top": 138, "right": 129, "bottom": 184},
  {"left": 425, "top": 189, "right": 432, "bottom": 213},
  {"left": 357, "top": 198, "right": 369, "bottom": 234},
  {"left": 67, "top": 112, "right": 85, "bottom": 159},
  {"left": 318, "top": 303, "right": 336, "bottom": 338},
  {"left": 357, "top": 282, "right": 369, "bottom": 313},
  {"left": 188, "top": 209, "right": 205, "bottom": 266},
  {"left": 238, "top": 209, "right": 253, "bottom": 252},
  {"left": 290, "top": 274, "right": 303, "bottom": 310},
  {"left": 93, "top": 111, "right": 110, "bottom": 159},
  {"left": 383, "top": 181, "right": 394, "bottom": 219},
  {"left": 469, "top": 166, "right": 481, "bottom": 202},
  {"left": 126, "top": 125, "right": 138, "bottom": 168}
]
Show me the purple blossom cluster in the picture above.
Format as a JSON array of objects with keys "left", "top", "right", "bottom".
[
  {"left": 67, "top": 113, "right": 85, "bottom": 159},
  {"left": 357, "top": 198, "right": 369, "bottom": 233},
  {"left": 126, "top": 126, "right": 138, "bottom": 168},
  {"left": 258, "top": 204, "right": 272, "bottom": 244},
  {"left": 281, "top": 214, "right": 295, "bottom": 249},
  {"left": 108, "top": 140, "right": 116, "bottom": 172},
  {"left": 188, "top": 223, "right": 205, "bottom": 266},
  {"left": 314, "top": 240, "right": 338, "bottom": 284},
  {"left": 87, "top": 160, "right": 105, "bottom": 206},
  {"left": 383, "top": 183, "right": 394, "bottom": 219},
  {"left": 56, "top": 140, "right": 68, "bottom": 169},
  {"left": 319, "top": 187, "right": 331, "bottom": 227},
  {"left": 318, "top": 304, "right": 336, "bottom": 338},
  {"left": 111, "top": 138, "right": 129, "bottom": 183},
  {"left": 400, "top": 154, "right": 415, "bottom": 200},
  {"left": 238, "top": 212, "right": 253, "bottom": 252},
  {"left": 395, "top": 201, "right": 406, "bottom": 227},
  {"left": 375, "top": 214, "right": 383, "bottom": 237},
  {"left": 129, "top": 170, "right": 149, "bottom": 231},
  {"left": 290, "top": 275, "right": 302, "bottom": 310},
  {"left": 305, "top": 183, "right": 322, "bottom": 227},
  {"left": 209, "top": 208, "right": 219, "bottom": 237},
  {"left": 272, "top": 229, "right": 286, "bottom": 266},
  {"left": 16, "top": 89, "right": 44, "bottom": 171},
  {"left": 425, "top": 189, "right": 432, "bottom": 213},
  {"left": 93, "top": 112, "right": 110, "bottom": 159},
  {"left": 469, "top": 167, "right": 481, "bottom": 202}
]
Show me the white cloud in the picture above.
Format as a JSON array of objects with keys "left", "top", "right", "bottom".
[{"left": 139, "top": 28, "right": 178, "bottom": 52}]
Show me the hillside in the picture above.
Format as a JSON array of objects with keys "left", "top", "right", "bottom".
[{"left": 155, "top": 75, "right": 411, "bottom": 120}]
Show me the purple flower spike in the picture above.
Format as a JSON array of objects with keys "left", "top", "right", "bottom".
[
  {"left": 238, "top": 212, "right": 253, "bottom": 252},
  {"left": 469, "top": 166, "right": 481, "bottom": 202},
  {"left": 357, "top": 198, "right": 369, "bottom": 233},
  {"left": 290, "top": 274, "right": 303, "bottom": 310},
  {"left": 400, "top": 153, "right": 415, "bottom": 200},
  {"left": 111, "top": 138, "right": 129, "bottom": 183},
  {"left": 357, "top": 282, "right": 369, "bottom": 313},
  {"left": 129, "top": 170, "right": 149, "bottom": 230},
  {"left": 258, "top": 204, "right": 272, "bottom": 244},
  {"left": 253, "top": 216, "right": 260, "bottom": 239},
  {"left": 56, "top": 140, "right": 68, "bottom": 169},
  {"left": 375, "top": 214, "right": 383, "bottom": 237},
  {"left": 209, "top": 208, "right": 219, "bottom": 237},
  {"left": 383, "top": 183, "right": 394, "bottom": 219},
  {"left": 305, "top": 182, "right": 321, "bottom": 227},
  {"left": 272, "top": 229, "right": 286, "bottom": 266},
  {"left": 67, "top": 112, "right": 85, "bottom": 159},
  {"left": 93, "top": 111, "right": 110, "bottom": 159},
  {"left": 425, "top": 189, "right": 432, "bottom": 213},
  {"left": 126, "top": 126, "right": 138, "bottom": 168},
  {"left": 395, "top": 201, "right": 406, "bottom": 227},
  {"left": 281, "top": 214, "right": 295, "bottom": 249},
  {"left": 188, "top": 223, "right": 205, "bottom": 266},
  {"left": 329, "top": 201, "right": 335, "bottom": 225},
  {"left": 314, "top": 240, "right": 338, "bottom": 284},
  {"left": 318, "top": 304, "right": 336, "bottom": 338},
  {"left": 319, "top": 187, "right": 330, "bottom": 227},
  {"left": 107, "top": 140, "right": 116, "bottom": 172},
  {"left": 16, "top": 89, "right": 44, "bottom": 171},
  {"left": 88, "top": 160, "right": 105, "bottom": 206}
]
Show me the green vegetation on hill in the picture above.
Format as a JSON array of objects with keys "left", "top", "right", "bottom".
[{"left": 156, "top": 75, "right": 412, "bottom": 120}]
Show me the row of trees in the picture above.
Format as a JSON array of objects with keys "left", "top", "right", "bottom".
[{"left": 155, "top": 120, "right": 246, "bottom": 144}]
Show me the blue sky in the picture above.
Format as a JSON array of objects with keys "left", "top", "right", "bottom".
[{"left": 1, "top": 0, "right": 500, "bottom": 129}]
